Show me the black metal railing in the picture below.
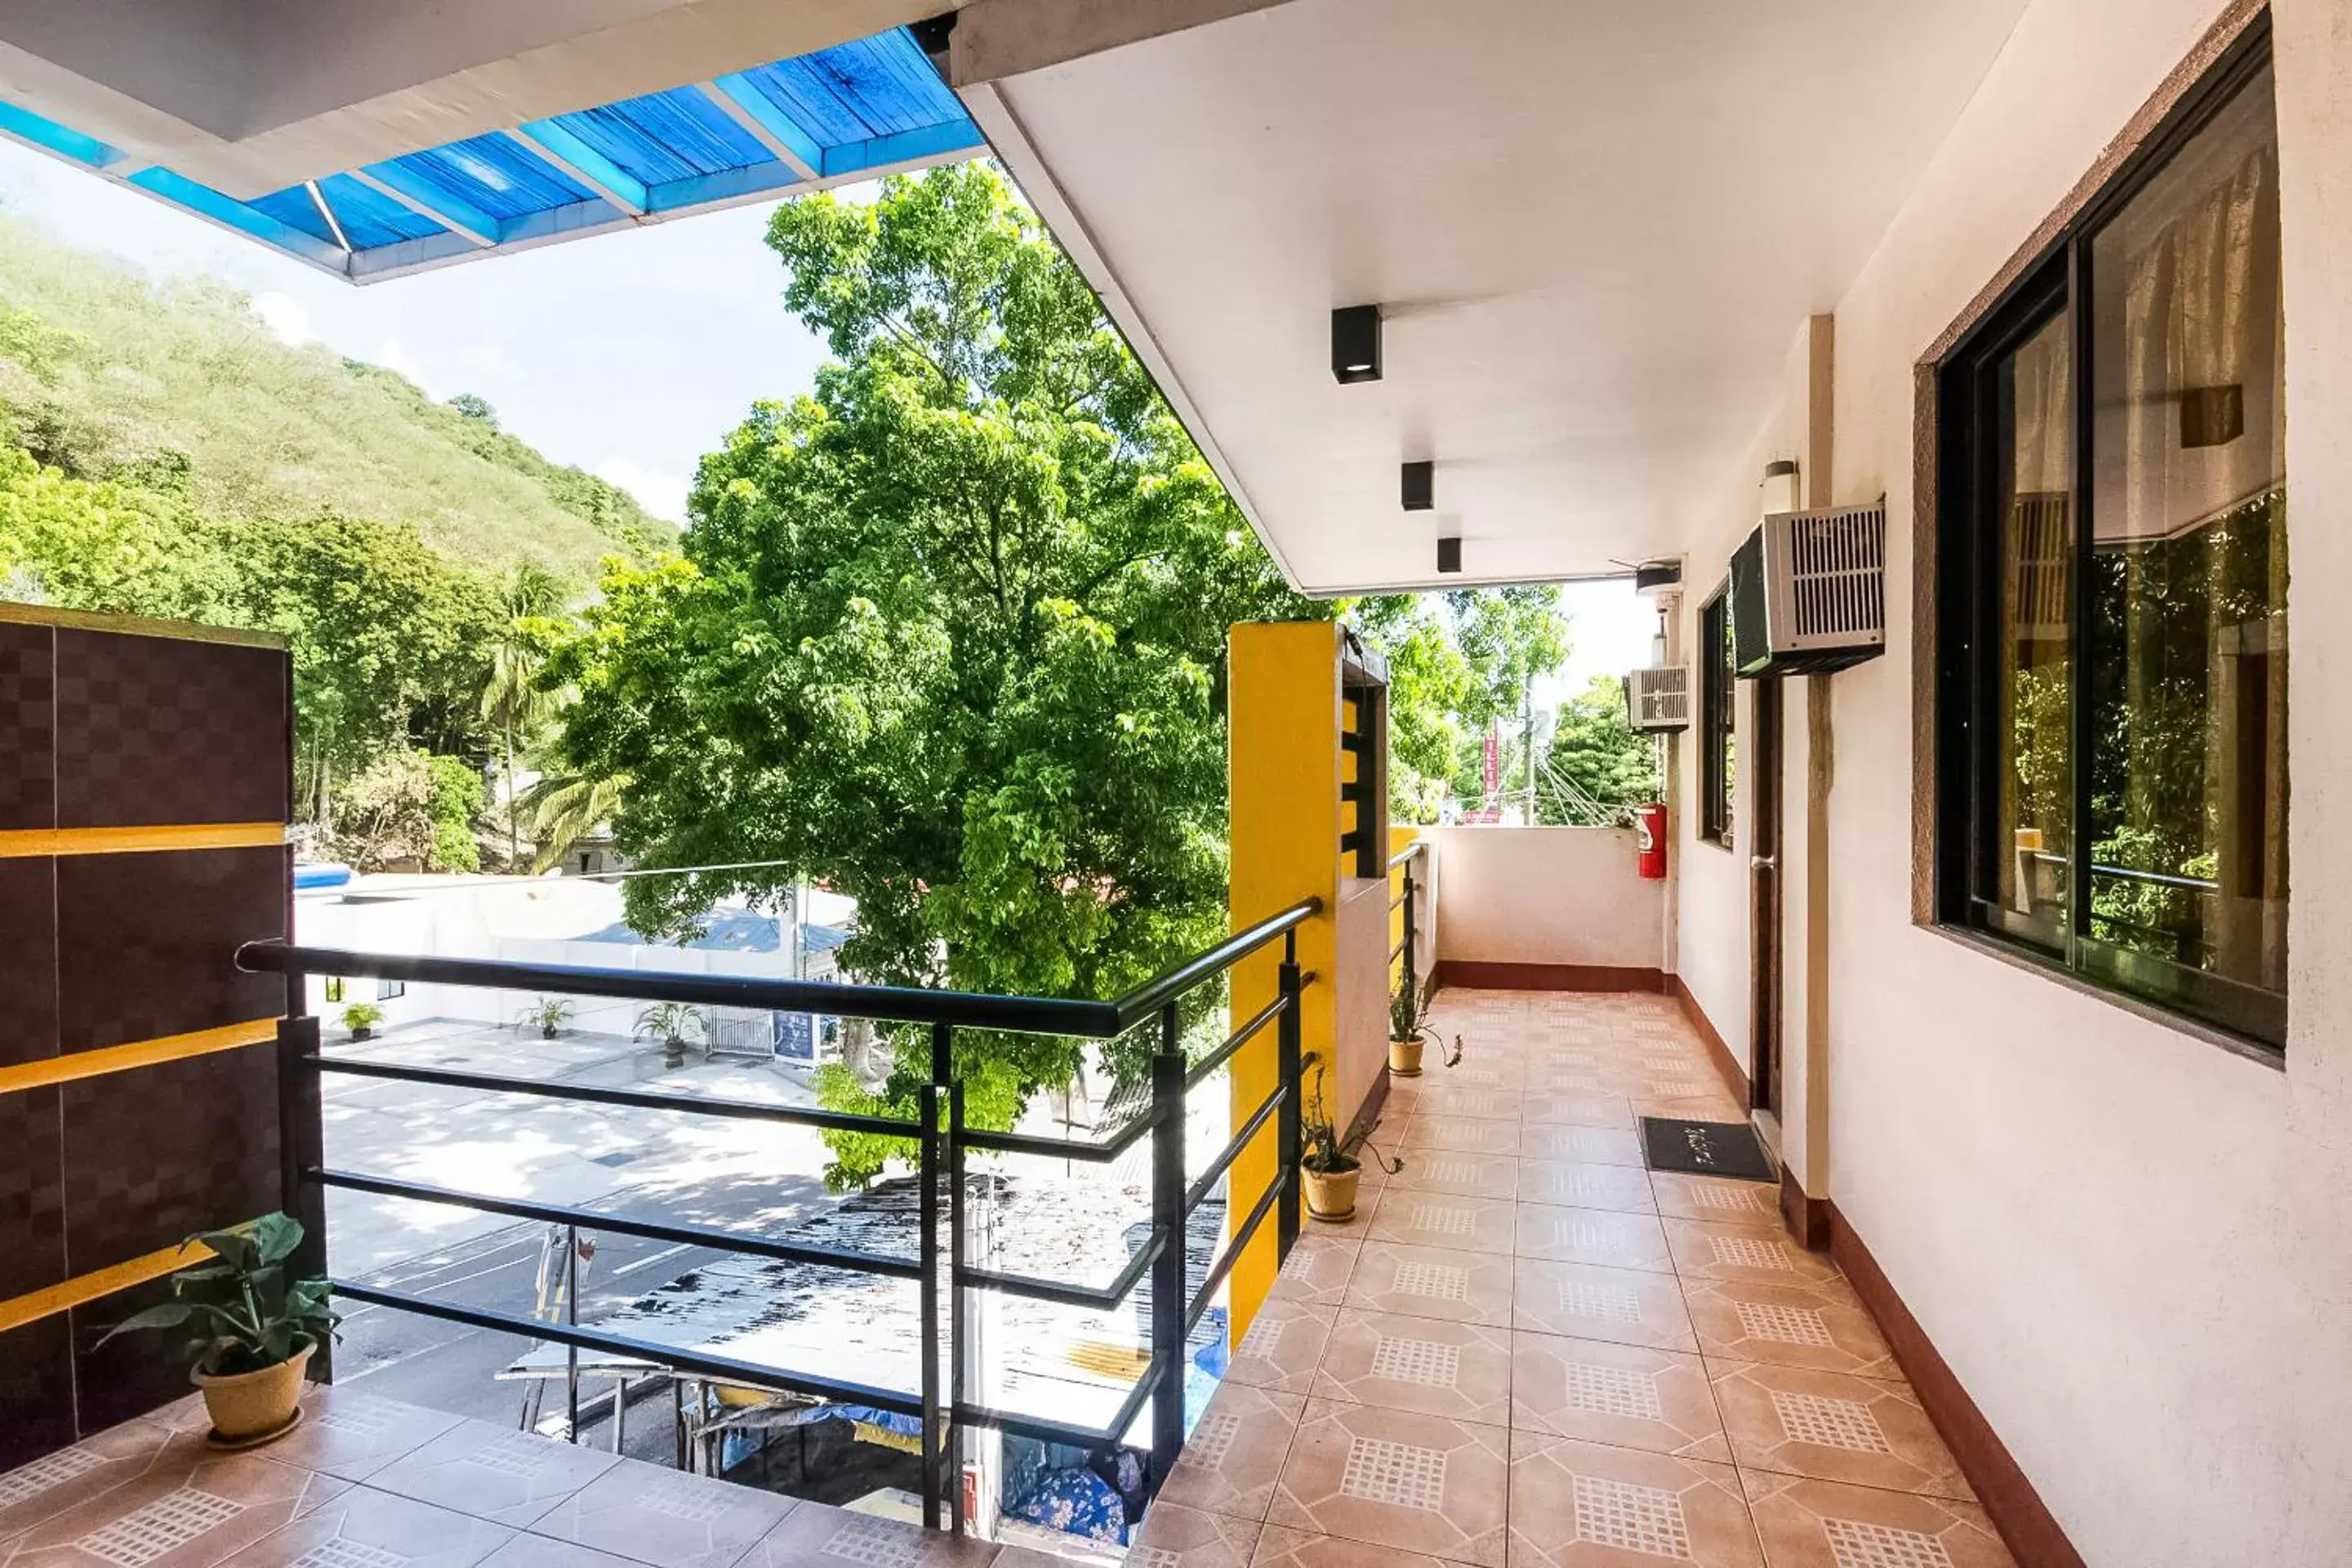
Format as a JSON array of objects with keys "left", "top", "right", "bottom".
[
  {"left": 238, "top": 896, "right": 1319, "bottom": 1535},
  {"left": 1389, "top": 836, "right": 1428, "bottom": 973}
]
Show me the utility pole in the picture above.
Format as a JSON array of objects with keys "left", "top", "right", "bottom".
[{"left": 1522, "top": 675, "right": 1537, "bottom": 824}]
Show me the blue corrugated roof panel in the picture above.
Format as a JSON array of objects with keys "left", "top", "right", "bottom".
[
  {"left": 737, "top": 31, "right": 964, "bottom": 146},
  {"left": 390, "top": 131, "right": 596, "bottom": 221},
  {"left": 312, "top": 172, "right": 448, "bottom": 247},
  {"left": 555, "top": 87, "right": 773, "bottom": 185},
  {"left": 247, "top": 185, "right": 338, "bottom": 245}
]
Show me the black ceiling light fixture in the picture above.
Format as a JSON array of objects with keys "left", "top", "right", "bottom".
[
  {"left": 1400, "top": 460, "right": 1433, "bottom": 511},
  {"left": 1331, "top": 305, "right": 1382, "bottom": 384},
  {"left": 1437, "top": 537, "right": 1463, "bottom": 574}
]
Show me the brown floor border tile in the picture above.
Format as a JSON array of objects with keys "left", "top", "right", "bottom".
[{"left": 1829, "top": 1205, "right": 2085, "bottom": 1568}]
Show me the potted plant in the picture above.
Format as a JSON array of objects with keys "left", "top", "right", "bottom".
[
  {"left": 635, "top": 1000, "right": 706, "bottom": 1070},
  {"left": 96, "top": 1213, "right": 337, "bottom": 1448},
  {"left": 1388, "top": 947, "right": 1461, "bottom": 1076},
  {"left": 340, "top": 1001, "right": 383, "bottom": 1041},
  {"left": 516, "top": 995, "right": 575, "bottom": 1040},
  {"left": 1298, "top": 1053, "right": 1400, "bottom": 1223}
]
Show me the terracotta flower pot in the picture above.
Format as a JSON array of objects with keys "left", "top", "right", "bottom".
[
  {"left": 1388, "top": 1036, "right": 1424, "bottom": 1077},
  {"left": 192, "top": 1339, "right": 313, "bottom": 1446},
  {"left": 1302, "top": 1161, "right": 1361, "bottom": 1223}
]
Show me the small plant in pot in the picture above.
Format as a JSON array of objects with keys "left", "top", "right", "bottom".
[
  {"left": 635, "top": 1000, "right": 706, "bottom": 1070},
  {"left": 1298, "top": 1053, "right": 1401, "bottom": 1223},
  {"left": 96, "top": 1213, "right": 337, "bottom": 1449},
  {"left": 340, "top": 1001, "right": 383, "bottom": 1042},
  {"left": 1388, "top": 947, "right": 1461, "bottom": 1077},
  {"left": 516, "top": 995, "right": 575, "bottom": 1040}
]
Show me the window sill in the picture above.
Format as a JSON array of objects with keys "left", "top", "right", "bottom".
[
  {"left": 1697, "top": 835, "right": 1736, "bottom": 853},
  {"left": 1920, "top": 921, "right": 2284, "bottom": 1073}
]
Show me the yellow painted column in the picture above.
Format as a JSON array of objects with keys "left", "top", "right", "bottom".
[{"left": 1226, "top": 622, "right": 1344, "bottom": 1341}]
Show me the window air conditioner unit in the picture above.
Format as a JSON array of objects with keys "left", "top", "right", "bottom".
[
  {"left": 1728, "top": 499, "right": 1886, "bottom": 677},
  {"left": 1624, "top": 666, "right": 1691, "bottom": 733}
]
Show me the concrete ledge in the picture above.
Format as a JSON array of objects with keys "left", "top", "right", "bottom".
[
  {"left": 1830, "top": 1205, "right": 2087, "bottom": 1568},
  {"left": 1433, "top": 960, "right": 1664, "bottom": 993}
]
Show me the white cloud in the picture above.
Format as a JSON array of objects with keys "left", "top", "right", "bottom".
[
  {"left": 251, "top": 291, "right": 313, "bottom": 346},
  {"left": 373, "top": 336, "right": 442, "bottom": 399},
  {"left": 595, "top": 456, "right": 690, "bottom": 523}
]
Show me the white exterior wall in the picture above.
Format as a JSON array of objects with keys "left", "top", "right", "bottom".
[
  {"left": 1424, "top": 826, "right": 1663, "bottom": 973},
  {"left": 1662, "top": 2, "right": 2352, "bottom": 1559}
]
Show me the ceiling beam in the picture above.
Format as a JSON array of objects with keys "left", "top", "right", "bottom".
[
  {"left": 509, "top": 122, "right": 648, "bottom": 216},
  {"left": 350, "top": 162, "right": 499, "bottom": 247},
  {"left": 695, "top": 77, "right": 821, "bottom": 182}
]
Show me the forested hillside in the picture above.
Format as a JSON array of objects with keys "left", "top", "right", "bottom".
[
  {"left": 0, "top": 214, "right": 669, "bottom": 573},
  {"left": 0, "top": 212, "right": 675, "bottom": 870}
]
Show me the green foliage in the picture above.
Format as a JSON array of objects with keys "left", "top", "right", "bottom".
[
  {"left": 339, "top": 1002, "right": 383, "bottom": 1034},
  {"left": 634, "top": 1001, "right": 706, "bottom": 1054},
  {"left": 94, "top": 1213, "right": 336, "bottom": 1377},
  {"left": 1544, "top": 673, "right": 1660, "bottom": 813},
  {"left": 550, "top": 164, "right": 1315, "bottom": 1186},
  {"left": 425, "top": 753, "right": 483, "bottom": 873},
  {"left": 0, "top": 443, "right": 233, "bottom": 617},
  {"left": 1298, "top": 1053, "right": 1400, "bottom": 1175},
  {"left": 0, "top": 216, "right": 670, "bottom": 572},
  {"left": 517, "top": 996, "right": 574, "bottom": 1036},
  {"left": 517, "top": 768, "right": 628, "bottom": 874},
  {"left": 329, "top": 748, "right": 482, "bottom": 871}
]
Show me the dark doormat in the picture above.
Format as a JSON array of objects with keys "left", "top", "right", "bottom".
[{"left": 1640, "top": 1117, "right": 1776, "bottom": 1183}]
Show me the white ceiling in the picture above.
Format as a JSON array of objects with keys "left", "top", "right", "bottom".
[{"left": 963, "top": 0, "right": 2036, "bottom": 594}]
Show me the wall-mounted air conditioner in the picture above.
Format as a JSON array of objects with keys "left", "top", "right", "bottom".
[
  {"left": 1728, "top": 500, "right": 1886, "bottom": 677},
  {"left": 1624, "top": 666, "right": 1691, "bottom": 733}
]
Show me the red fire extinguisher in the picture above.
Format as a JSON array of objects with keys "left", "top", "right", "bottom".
[{"left": 1635, "top": 803, "right": 1668, "bottom": 880}]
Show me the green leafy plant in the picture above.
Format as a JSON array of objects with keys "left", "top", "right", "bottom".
[
  {"left": 634, "top": 1001, "right": 706, "bottom": 1067},
  {"left": 1299, "top": 1053, "right": 1401, "bottom": 1176},
  {"left": 339, "top": 1001, "right": 383, "bottom": 1039},
  {"left": 95, "top": 1214, "right": 337, "bottom": 1377},
  {"left": 1389, "top": 945, "right": 1462, "bottom": 1067},
  {"left": 516, "top": 995, "right": 574, "bottom": 1039}
]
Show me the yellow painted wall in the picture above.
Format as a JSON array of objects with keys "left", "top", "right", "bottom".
[
  {"left": 1226, "top": 622, "right": 1343, "bottom": 1342},
  {"left": 1388, "top": 824, "right": 1422, "bottom": 991}
]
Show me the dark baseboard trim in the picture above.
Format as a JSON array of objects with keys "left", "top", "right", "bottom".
[
  {"left": 1432, "top": 960, "right": 1666, "bottom": 993},
  {"left": 1829, "top": 1206, "right": 2086, "bottom": 1568},
  {"left": 1667, "top": 974, "right": 1750, "bottom": 1107},
  {"left": 1780, "top": 1168, "right": 1829, "bottom": 1252}
]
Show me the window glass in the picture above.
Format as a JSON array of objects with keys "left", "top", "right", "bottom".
[
  {"left": 2087, "top": 60, "right": 2286, "bottom": 1006},
  {"left": 1700, "top": 590, "right": 1735, "bottom": 846}
]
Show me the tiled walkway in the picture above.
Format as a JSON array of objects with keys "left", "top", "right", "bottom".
[{"left": 1135, "top": 988, "right": 2020, "bottom": 1568}]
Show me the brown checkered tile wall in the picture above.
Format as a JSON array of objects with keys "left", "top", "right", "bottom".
[{"left": 0, "top": 607, "right": 291, "bottom": 1471}]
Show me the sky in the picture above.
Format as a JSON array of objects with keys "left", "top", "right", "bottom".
[{"left": 0, "top": 137, "right": 1657, "bottom": 692}]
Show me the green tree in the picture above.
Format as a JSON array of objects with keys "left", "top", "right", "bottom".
[
  {"left": 0, "top": 443, "right": 234, "bottom": 617},
  {"left": 479, "top": 562, "right": 572, "bottom": 868},
  {"left": 516, "top": 769, "right": 628, "bottom": 874},
  {"left": 549, "top": 164, "right": 1314, "bottom": 1186},
  {"left": 1544, "top": 673, "right": 1659, "bottom": 814},
  {"left": 1343, "top": 595, "right": 1476, "bottom": 822},
  {"left": 426, "top": 754, "right": 484, "bottom": 872}
]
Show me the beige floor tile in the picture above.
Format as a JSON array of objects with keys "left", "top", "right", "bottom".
[
  {"left": 1515, "top": 1160, "right": 1655, "bottom": 1214},
  {"left": 1508, "top": 1334, "right": 1729, "bottom": 1462},
  {"left": 527, "top": 1454, "right": 795, "bottom": 1567},
  {"left": 1709, "top": 1362, "right": 1976, "bottom": 1501},
  {"left": 1400, "top": 1117, "right": 1523, "bottom": 1157},
  {"left": 1268, "top": 1233, "right": 1361, "bottom": 1312},
  {"left": 1266, "top": 1401, "right": 1508, "bottom": 1566},
  {"left": 1346, "top": 1243, "right": 1517, "bottom": 1329},
  {"left": 220, "top": 1484, "right": 514, "bottom": 1567},
  {"left": 478, "top": 1533, "right": 644, "bottom": 1568},
  {"left": 2, "top": 1444, "right": 350, "bottom": 1567},
  {"left": 1401, "top": 1086, "right": 1521, "bottom": 1121},
  {"left": 1661, "top": 1218, "right": 1842, "bottom": 1285},
  {"left": 1125, "top": 1499, "right": 1263, "bottom": 1566},
  {"left": 1369, "top": 1194, "right": 1518, "bottom": 1255},
  {"left": 0, "top": 1410, "right": 186, "bottom": 1540},
  {"left": 1250, "top": 1524, "right": 1472, "bottom": 1567},
  {"left": 265, "top": 1386, "right": 466, "bottom": 1485},
  {"left": 1649, "top": 1173, "right": 1783, "bottom": 1224},
  {"left": 738, "top": 1501, "right": 1000, "bottom": 1566},
  {"left": 1436, "top": 1062, "right": 1524, "bottom": 1093},
  {"left": 1740, "top": 1471, "right": 2020, "bottom": 1567},
  {"left": 1226, "top": 1298, "right": 1339, "bottom": 1396},
  {"left": 1680, "top": 1276, "right": 1900, "bottom": 1379},
  {"left": 1388, "top": 1151, "right": 1521, "bottom": 1201},
  {"left": 1517, "top": 1095, "right": 1635, "bottom": 1130},
  {"left": 1510, "top": 1259, "right": 1696, "bottom": 1352},
  {"left": 1518, "top": 1126, "right": 1646, "bottom": 1166},
  {"left": 368, "top": 1417, "right": 620, "bottom": 1530},
  {"left": 1312, "top": 1310, "right": 1513, "bottom": 1427},
  {"left": 1505, "top": 1432, "right": 1762, "bottom": 1567},
  {"left": 1512, "top": 1205, "right": 1673, "bottom": 1272},
  {"left": 1156, "top": 1383, "right": 1307, "bottom": 1522}
]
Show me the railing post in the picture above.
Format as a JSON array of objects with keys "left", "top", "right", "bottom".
[
  {"left": 1401, "top": 862, "right": 1417, "bottom": 995},
  {"left": 1148, "top": 1002, "right": 1187, "bottom": 1486},
  {"left": 1276, "top": 931, "right": 1303, "bottom": 1256},
  {"left": 274, "top": 1014, "right": 331, "bottom": 1383},
  {"left": 920, "top": 1021, "right": 951, "bottom": 1530},
  {"left": 947, "top": 1070, "right": 968, "bottom": 1538}
]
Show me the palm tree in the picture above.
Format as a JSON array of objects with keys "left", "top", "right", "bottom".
[
  {"left": 514, "top": 770, "right": 628, "bottom": 875},
  {"left": 480, "top": 564, "right": 568, "bottom": 869}
]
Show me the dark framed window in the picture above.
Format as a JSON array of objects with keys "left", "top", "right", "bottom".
[
  {"left": 1936, "top": 21, "right": 2286, "bottom": 1050},
  {"left": 323, "top": 978, "right": 345, "bottom": 1004},
  {"left": 1699, "top": 586, "right": 1735, "bottom": 847},
  {"left": 376, "top": 979, "right": 407, "bottom": 1002}
]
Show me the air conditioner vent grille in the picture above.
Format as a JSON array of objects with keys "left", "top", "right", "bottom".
[
  {"left": 1786, "top": 503, "right": 1886, "bottom": 642},
  {"left": 1625, "top": 666, "right": 1690, "bottom": 733}
]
